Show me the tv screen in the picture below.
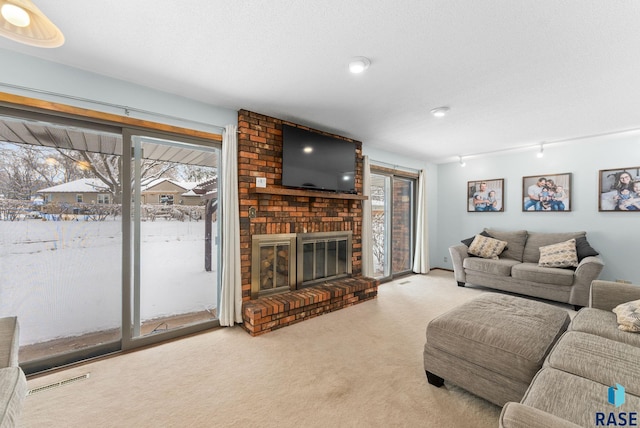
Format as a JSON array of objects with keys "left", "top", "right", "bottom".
[{"left": 281, "top": 125, "right": 356, "bottom": 193}]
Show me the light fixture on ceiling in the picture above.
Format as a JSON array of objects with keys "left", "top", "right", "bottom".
[
  {"left": 430, "top": 106, "right": 450, "bottom": 118},
  {"left": 459, "top": 156, "right": 466, "bottom": 167},
  {"left": 536, "top": 143, "right": 544, "bottom": 158},
  {"left": 349, "top": 57, "right": 370, "bottom": 74},
  {"left": 0, "top": 0, "right": 64, "bottom": 48}
]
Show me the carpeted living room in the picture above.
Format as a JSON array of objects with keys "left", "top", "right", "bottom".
[{"left": 1, "top": 2, "right": 640, "bottom": 428}]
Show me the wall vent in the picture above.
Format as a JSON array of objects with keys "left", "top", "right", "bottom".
[{"left": 27, "top": 373, "right": 90, "bottom": 396}]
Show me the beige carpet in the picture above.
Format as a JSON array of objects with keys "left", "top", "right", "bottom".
[{"left": 20, "top": 270, "right": 504, "bottom": 428}]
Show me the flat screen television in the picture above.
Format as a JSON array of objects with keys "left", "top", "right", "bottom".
[{"left": 281, "top": 124, "right": 356, "bottom": 193}]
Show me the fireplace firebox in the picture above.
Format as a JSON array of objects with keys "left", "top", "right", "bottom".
[{"left": 251, "top": 231, "right": 353, "bottom": 298}]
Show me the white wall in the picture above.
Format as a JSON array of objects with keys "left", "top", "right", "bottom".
[
  {"left": 0, "top": 49, "right": 237, "bottom": 133},
  {"left": 435, "top": 131, "right": 640, "bottom": 284}
]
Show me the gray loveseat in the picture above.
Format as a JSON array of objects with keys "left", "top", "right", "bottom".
[
  {"left": 0, "top": 317, "right": 27, "bottom": 428},
  {"left": 500, "top": 280, "right": 640, "bottom": 427},
  {"left": 449, "top": 229, "right": 604, "bottom": 309}
]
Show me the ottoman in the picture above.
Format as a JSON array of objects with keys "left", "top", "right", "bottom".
[{"left": 423, "top": 294, "right": 570, "bottom": 406}]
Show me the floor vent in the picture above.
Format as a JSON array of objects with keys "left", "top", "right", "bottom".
[
  {"left": 27, "top": 373, "right": 90, "bottom": 396},
  {"left": 399, "top": 281, "right": 411, "bottom": 285}
]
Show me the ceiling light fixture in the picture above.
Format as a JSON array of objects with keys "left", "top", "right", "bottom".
[
  {"left": 459, "top": 156, "right": 466, "bottom": 167},
  {"left": 0, "top": 0, "right": 64, "bottom": 48},
  {"left": 537, "top": 143, "right": 544, "bottom": 158},
  {"left": 349, "top": 57, "right": 370, "bottom": 74},
  {"left": 430, "top": 106, "right": 450, "bottom": 118}
]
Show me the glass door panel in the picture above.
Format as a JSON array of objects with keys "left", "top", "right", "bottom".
[
  {"left": 370, "top": 173, "right": 391, "bottom": 278},
  {"left": 392, "top": 177, "right": 414, "bottom": 275},
  {"left": 0, "top": 115, "right": 122, "bottom": 369},
  {"left": 130, "top": 135, "right": 219, "bottom": 340}
]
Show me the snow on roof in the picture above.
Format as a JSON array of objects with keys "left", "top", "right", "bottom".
[
  {"left": 141, "top": 178, "right": 198, "bottom": 192},
  {"left": 181, "top": 190, "right": 198, "bottom": 196},
  {"left": 38, "top": 178, "right": 109, "bottom": 193}
]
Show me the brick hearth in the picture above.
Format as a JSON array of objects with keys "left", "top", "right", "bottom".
[
  {"left": 237, "top": 110, "right": 376, "bottom": 335},
  {"left": 242, "top": 277, "right": 379, "bottom": 336}
]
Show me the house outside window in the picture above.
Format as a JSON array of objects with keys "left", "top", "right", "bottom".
[
  {"left": 97, "top": 194, "right": 110, "bottom": 204},
  {"left": 159, "top": 194, "right": 174, "bottom": 205},
  {"left": 76, "top": 194, "right": 83, "bottom": 203}
]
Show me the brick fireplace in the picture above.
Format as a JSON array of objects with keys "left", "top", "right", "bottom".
[{"left": 238, "top": 110, "right": 378, "bottom": 335}]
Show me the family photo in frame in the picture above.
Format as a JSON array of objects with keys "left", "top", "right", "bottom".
[
  {"left": 522, "top": 173, "right": 571, "bottom": 211},
  {"left": 598, "top": 167, "right": 640, "bottom": 211},
  {"left": 467, "top": 179, "right": 504, "bottom": 212}
]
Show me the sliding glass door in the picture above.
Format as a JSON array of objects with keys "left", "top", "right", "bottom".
[
  {"left": 0, "top": 108, "right": 222, "bottom": 373},
  {"left": 370, "top": 171, "right": 416, "bottom": 280},
  {"left": 126, "top": 133, "right": 220, "bottom": 345}
]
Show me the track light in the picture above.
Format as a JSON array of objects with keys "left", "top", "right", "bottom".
[
  {"left": 536, "top": 143, "right": 544, "bottom": 158},
  {"left": 459, "top": 156, "right": 466, "bottom": 167}
]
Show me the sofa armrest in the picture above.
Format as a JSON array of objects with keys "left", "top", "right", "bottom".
[
  {"left": 590, "top": 280, "right": 640, "bottom": 311},
  {"left": 449, "top": 244, "right": 468, "bottom": 284},
  {"left": 569, "top": 256, "right": 605, "bottom": 307},
  {"left": 0, "top": 317, "right": 20, "bottom": 368},
  {"left": 499, "top": 402, "right": 582, "bottom": 428}
]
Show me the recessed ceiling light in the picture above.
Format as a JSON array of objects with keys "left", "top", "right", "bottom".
[
  {"left": 303, "top": 146, "right": 313, "bottom": 154},
  {"left": 430, "top": 107, "right": 450, "bottom": 118},
  {"left": 349, "top": 57, "right": 371, "bottom": 74}
]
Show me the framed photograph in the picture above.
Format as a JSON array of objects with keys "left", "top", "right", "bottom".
[
  {"left": 467, "top": 178, "right": 504, "bottom": 212},
  {"left": 522, "top": 173, "right": 571, "bottom": 212},
  {"left": 598, "top": 167, "right": 640, "bottom": 211}
]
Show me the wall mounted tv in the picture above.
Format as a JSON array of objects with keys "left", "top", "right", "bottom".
[{"left": 281, "top": 124, "right": 356, "bottom": 193}]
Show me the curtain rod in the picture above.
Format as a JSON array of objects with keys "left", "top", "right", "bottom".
[
  {"left": 0, "top": 82, "right": 229, "bottom": 132},
  {"left": 369, "top": 159, "right": 421, "bottom": 174}
]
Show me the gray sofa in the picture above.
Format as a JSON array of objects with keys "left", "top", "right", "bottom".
[
  {"left": 500, "top": 280, "right": 640, "bottom": 427},
  {"left": 0, "top": 317, "right": 26, "bottom": 428},
  {"left": 450, "top": 229, "right": 604, "bottom": 309}
]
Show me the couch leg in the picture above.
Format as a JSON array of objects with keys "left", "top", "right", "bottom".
[
  {"left": 457, "top": 281, "right": 465, "bottom": 287},
  {"left": 573, "top": 305, "right": 584, "bottom": 311},
  {"left": 426, "top": 370, "right": 445, "bottom": 387}
]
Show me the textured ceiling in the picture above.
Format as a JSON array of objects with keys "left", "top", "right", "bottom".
[{"left": 1, "top": 0, "right": 639, "bottom": 163}]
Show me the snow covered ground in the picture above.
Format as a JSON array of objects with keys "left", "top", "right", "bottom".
[{"left": 0, "top": 217, "right": 218, "bottom": 345}]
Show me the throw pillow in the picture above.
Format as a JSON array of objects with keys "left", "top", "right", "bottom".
[
  {"left": 461, "top": 231, "right": 492, "bottom": 247},
  {"left": 538, "top": 239, "right": 579, "bottom": 268},
  {"left": 575, "top": 236, "right": 599, "bottom": 262},
  {"left": 467, "top": 234, "right": 508, "bottom": 260},
  {"left": 612, "top": 300, "right": 640, "bottom": 333}
]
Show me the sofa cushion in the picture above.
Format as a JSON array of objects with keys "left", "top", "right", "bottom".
[
  {"left": 463, "top": 257, "right": 520, "bottom": 277},
  {"left": 0, "top": 367, "right": 27, "bottom": 428},
  {"left": 537, "top": 239, "right": 579, "bottom": 268},
  {"left": 544, "top": 331, "right": 640, "bottom": 397},
  {"left": 484, "top": 228, "right": 528, "bottom": 262},
  {"left": 521, "top": 367, "right": 640, "bottom": 427},
  {"left": 467, "top": 234, "right": 508, "bottom": 260},
  {"left": 461, "top": 230, "right": 492, "bottom": 247},
  {"left": 612, "top": 299, "right": 640, "bottom": 332},
  {"left": 522, "top": 231, "right": 586, "bottom": 264},
  {"left": 575, "top": 236, "right": 599, "bottom": 262},
  {"left": 569, "top": 308, "right": 640, "bottom": 347},
  {"left": 511, "top": 263, "right": 575, "bottom": 286},
  {"left": 0, "top": 317, "right": 19, "bottom": 368}
]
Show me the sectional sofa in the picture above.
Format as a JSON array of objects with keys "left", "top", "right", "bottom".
[
  {"left": 500, "top": 280, "right": 640, "bottom": 427},
  {"left": 0, "top": 317, "right": 26, "bottom": 428}
]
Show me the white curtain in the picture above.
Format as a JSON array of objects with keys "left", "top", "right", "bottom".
[
  {"left": 412, "top": 169, "right": 430, "bottom": 273},
  {"left": 361, "top": 156, "right": 374, "bottom": 277},
  {"left": 219, "top": 125, "right": 243, "bottom": 326}
]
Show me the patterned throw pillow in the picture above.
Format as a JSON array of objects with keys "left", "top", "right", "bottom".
[
  {"left": 538, "top": 239, "right": 579, "bottom": 268},
  {"left": 467, "top": 234, "right": 508, "bottom": 260},
  {"left": 612, "top": 300, "right": 640, "bottom": 333}
]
